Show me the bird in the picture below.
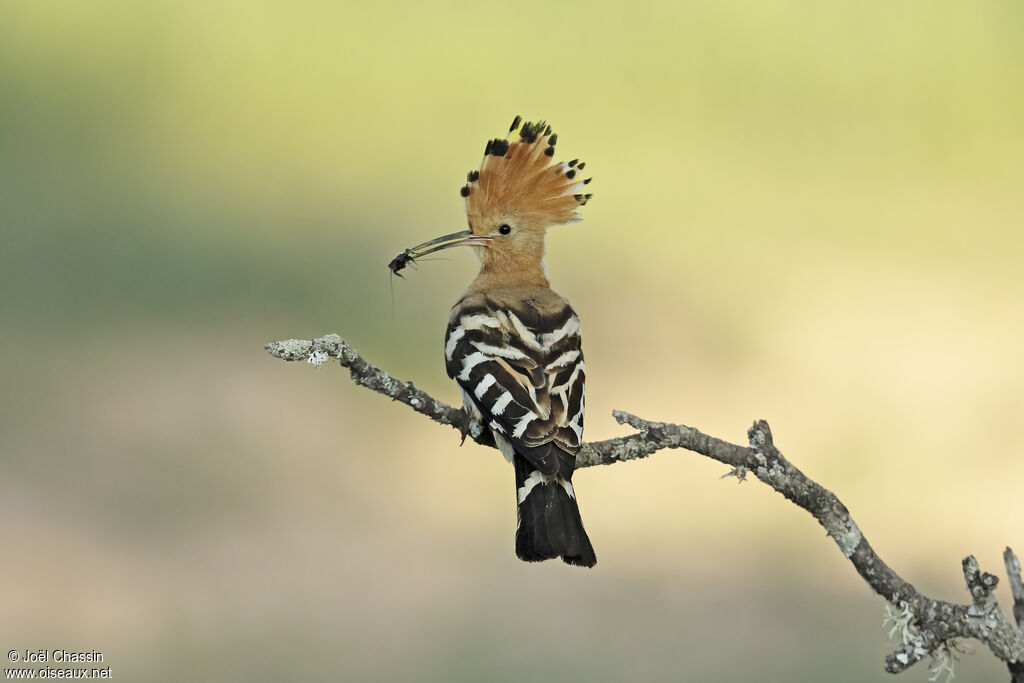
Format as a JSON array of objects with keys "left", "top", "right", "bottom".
[{"left": 393, "top": 116, "right": 596, "bottom": 567}]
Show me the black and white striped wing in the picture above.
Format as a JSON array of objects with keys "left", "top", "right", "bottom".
[{"left": 445, "top": 301, "right": 585, "bottom": 473}]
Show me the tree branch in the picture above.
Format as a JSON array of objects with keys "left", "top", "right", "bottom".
[{"left": 266, "top": 333, "right": 1024, "bottom": 680}]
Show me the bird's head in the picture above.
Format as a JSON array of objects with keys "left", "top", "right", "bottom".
[{"left": 395, "top": 117, "right": 591, "bottom": 282}]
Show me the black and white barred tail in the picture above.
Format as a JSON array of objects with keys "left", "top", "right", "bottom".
[{"left": 513, "top": 453, "right": 596, "bottom": 567}]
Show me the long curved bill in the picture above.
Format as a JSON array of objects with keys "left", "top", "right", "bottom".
[
  {"left": 407, "top": 229, "right": 492, "bottom": 257},
  {"left": 389, "top": 229, "right": 491, "bottom": 275}
]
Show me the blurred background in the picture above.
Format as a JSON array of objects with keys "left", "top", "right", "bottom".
[{"left": 2, "top": 1, "right": 1022, "bottom": 681}]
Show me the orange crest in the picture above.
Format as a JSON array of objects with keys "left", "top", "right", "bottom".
[{"left": 459, "top": 116, "right": 592, "bottom": 230}]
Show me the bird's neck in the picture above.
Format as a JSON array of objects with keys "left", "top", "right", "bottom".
[{"left": 467, "top": 259, "right": 549, "bottom": 294}]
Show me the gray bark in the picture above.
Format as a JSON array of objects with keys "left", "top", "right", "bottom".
[{"left": 266, "top": 333, "right": 1024, "bottom": 680}]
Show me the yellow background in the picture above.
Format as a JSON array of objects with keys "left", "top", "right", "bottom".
[{"left": 1, "top": 1, "right": 1021, "bottom": 680}]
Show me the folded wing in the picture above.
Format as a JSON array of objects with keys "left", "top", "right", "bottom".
[{"left": 445, "top": 296, "right": 585, "bottom": 474}]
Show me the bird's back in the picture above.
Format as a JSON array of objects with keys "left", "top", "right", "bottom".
[{"left": 446, "top": 287, "right": 585, "bottom": 456}]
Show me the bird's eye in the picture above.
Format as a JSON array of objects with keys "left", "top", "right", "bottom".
[{"left": 498, "top": 224, "right": 512, "bottom": 235}]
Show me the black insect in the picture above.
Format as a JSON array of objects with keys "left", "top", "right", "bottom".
[
  {"left": 388, "top": 230, "right": 471, "bottom": 279},
  {"left": 388, "top": 249, "right": 414, "bottom": 277}
]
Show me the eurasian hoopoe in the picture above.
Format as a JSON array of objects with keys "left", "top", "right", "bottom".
[{"left": 392, "top": 116, "right": 595, "bottom": 567}]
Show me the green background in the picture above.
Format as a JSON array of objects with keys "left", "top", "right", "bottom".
[{"left": 2, "top": 1, "right": 1021, "bottom": 680}]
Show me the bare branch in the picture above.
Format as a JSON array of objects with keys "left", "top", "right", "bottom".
[
  {"left": 1006, "top": 548, "right": 1024, "bottom": 629},
  {"left": 1005, "top": 548, "right": 1024, "bottom": 683},
  {"left": 266, "top": 334, "right": 486, "bottom": 443},
  {"left": 267, "top": 333, "right": 1024, "bottom": 679}
]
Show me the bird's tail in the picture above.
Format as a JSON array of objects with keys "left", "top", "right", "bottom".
[{"left": 513, "top": 454, "right": 596, "bottom": 568}]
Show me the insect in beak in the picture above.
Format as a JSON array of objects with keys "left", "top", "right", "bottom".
[{"left": 388, "top": 229, "right": 492, "bottom": 276}]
